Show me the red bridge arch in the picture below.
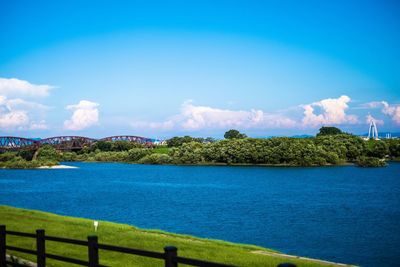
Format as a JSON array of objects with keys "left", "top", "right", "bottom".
[{"left": 0, "top": 135, "right": 157, "bottom": 151}]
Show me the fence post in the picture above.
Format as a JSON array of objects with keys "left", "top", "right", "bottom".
[
  {"left": 0, "top": 225, "right": 6, "bottom": 267},
  {"left": 88, "top": 235, "right": 99, "bottom": 267},
  {"left": 36, "top": 229, "right": 46, "bottom": 267},
  {"left": 164, "top": 246, "right": 177, "bottom": 267}
]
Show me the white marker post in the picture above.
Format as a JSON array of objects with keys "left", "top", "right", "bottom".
[{"left": 94, "top": 221, "right": 99, "bottom": 232}]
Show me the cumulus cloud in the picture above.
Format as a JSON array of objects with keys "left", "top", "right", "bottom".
[
  {"left": 179, "top": 101, "right": 296, "bottom": 130},
  {"left": 131, "top": 101, "right": 296, "bottom": 131},
  {"left": 0, "top": 95, "right": 49, "bottom": 131},
  {"left": 0, "top": 77, "right": 52, "bottom": 131},
  {"left": 365, "top": 114, "right": 384, "bottom": 125},
  {"left": 363, "top": 101, "right": 400, "bottom": 125},
  {"left": 4, "top": 98, "right": 49, "bottom": 113},
  {"left": 30, "top": 120, "right": 49, "bottom": 130},
  {"left": 64, "top": 100, "right": 100, "bottom": 130},
  {"left": 0, "top": 77, "right": 53, "bottom": 98},
  {"left": 381, "top": 101, "right": 400, "bottom": 125},
  {"left": 0, "top": 110, "right": 29, "bottom": 129},
  {"left": 301, "top": 95, "right": 358, "bottom": 127}
]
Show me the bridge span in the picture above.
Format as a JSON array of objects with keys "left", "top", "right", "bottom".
[{"left": 0, "top": 135, "right": 157, "bottom": 151}]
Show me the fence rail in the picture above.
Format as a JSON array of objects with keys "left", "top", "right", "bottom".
[{"left": 0, "top": 225, "right": 296, "bottom": 267}]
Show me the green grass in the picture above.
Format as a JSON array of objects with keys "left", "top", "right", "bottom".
[{"left": 0, "top": 205, "right": 352, "bottom": 267}]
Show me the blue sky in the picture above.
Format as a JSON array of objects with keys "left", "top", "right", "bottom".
[{"left": 0, "top": 0, "right": 399, "bottom": 138}]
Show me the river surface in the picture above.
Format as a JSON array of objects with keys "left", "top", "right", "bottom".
[{"left": 1, "top": 162, "right": 400, "bottom": 266}]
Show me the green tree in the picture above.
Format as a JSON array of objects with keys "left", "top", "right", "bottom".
[
  {"left": 224, "top": 129, "right": 247, "bottom": 139},
  {"left": 167, "top": 136, "right": 203, "bottom": 147},
  {"left": 204, "top": 137, "right": 216, "bottom": 143},
  {"left": 92, "top": 141, "right": 113, "bottom": 151},
  {"left": 385, "top": 139, "right": 400, "bottom": 158},
  {"left": 169, "top": 142, "right": 205, "bottom": 164},
  {"left": 367, "top": 140, "right": 389, "bottom": 158},
  {"left": 59, "top": 151, "right": 78, "bottom": 161},
  {"left": 111, "top": 141, "right": 141, "bottom": 151},
  {"left": 316, "top": 126, "right": 343, "bottom": 136},
  {"left": 17, "top": 150, "right": 35, "bottom": 161},
  {"left": 127, "top": 148, "right": 152, "bottom": 161},
  {"left": 356, "top": 156, "right": 386, "bottom": 167},
  {"left": 138, "top": 154, "right": 172, "bottom": 164},
  {"left": 0, "top": 152, "right": 18, "bottom": 162},
  {"left": 35, "top": 145, "right": 59, "bottom": 161}
]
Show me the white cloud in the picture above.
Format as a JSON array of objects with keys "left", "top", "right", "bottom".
[
  {"left": 0, "top": 77, "right": 53, "bottom": 98},
  {"left": 5, "top": 98, "right": 49, "bottom": 113},
  {"left": 363, "top": 101, "right": 383, "bottom": 109},
  {"left": 179, "top": 101, "right": 296, "bottom": 130},
  {"left": 0, "top": 95, "right": 49, "bottom": 131},
  {"left": 301, "top": 95, "right": 358, "bottom": 127},
  {"left": 0, "top": 77, "right": 52, "bottom": 131},
  {"left": 381, "top": 101, "right": 400, "bottom": 124},
  {"left": 0, "top": 110, "right": 29, "bottom": 130},
  {"left": 131, "top": 101, "right": 296, "bottom": 131},
  {"left": 64, "top": 100, "right": 100, "bottom": 130},
  {"left": 363, "top": 101, "right": 400, "bottom": 125},
  {"left": 30, "top": 120, "right": 49, "bottom": 130},
  {"left": 365, "top": 114, "right": 384, "bottom": 125}
]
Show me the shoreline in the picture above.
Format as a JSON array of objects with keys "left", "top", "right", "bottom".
[
  {"left": 0, "top": 205, "right": 355, "bottom": 267},
  {"left": 66, "top": 160, "right": 356, "bottom": 168},
  {"left": 4, "top": 160, "right": 399, "bottom": 169},
  {"left": 0, "top": 161, "right": 361, "bottom": 169},
  {"left": 37, "top": 164, "right": 78, "bottom": 169}
]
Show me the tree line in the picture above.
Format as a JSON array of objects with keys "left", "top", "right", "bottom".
[{"left": 1, "top": 127, "right": 399, "bottom": 168}]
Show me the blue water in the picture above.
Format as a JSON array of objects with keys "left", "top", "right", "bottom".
[{"left": 1, "top": 162, "right": 400, "bottom": 266}]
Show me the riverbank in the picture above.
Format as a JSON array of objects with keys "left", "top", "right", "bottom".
[
  {"left": 2, "top": 134, "right": 399, "bottom": 168},
  {"left": 37, "top": 164, "right": 78, "bottom": 169},
  {"left": 81, "top": 160, "right": 355, "bottom": 167},
  {"left": 1, "top": 159, "right": 392, "bottom": 169},
  {"left": 0, "top": 205, "right": 353, "bottom": 267},
  {"left": 0, "top": 160, "right": 380, "bottom": 169}
]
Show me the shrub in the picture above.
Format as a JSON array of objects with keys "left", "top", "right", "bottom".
[
  {"left": 366, "top": 140, "right": 389, "bottom": 158},
  {"left": 0, "top": 152, "right": 17, "bottom": 162},
  {"left": 59, "top": 152, "right": 78, "bottom": 161},
  {"left": 17, "top": 150, "right": 35, "bottom": 161},
  {"left": 36, "top": 145, "right": 59, "bottom": 161},
  {"left": 167, "top": 136, "right": 204, "bottom": 147},
  {"left": 325, "top": 151, "right": 340, "bottom": 164},
  {"left": 127, "top": 148, "right": 152, "bottom": 161},
  {"left": 0, "top": 158, "right": 58, "bottom": 169},
  {"left": 169, "top": 142, "right": 204, "bottom": 164},
  {"left": 355, "top": 156, "right": 386, "bottom": 167},
  {"left": 90, "top": 141, "right": 144, "bottom": 152},
  {"left": 386, "top": 139, "right": 400, "bottom": 158},
  {"left": 93, "top": 151, "right": 129, "bottom": 162},
  {"left": 138, "top": 154, "right": 172, "bottom": 164}
]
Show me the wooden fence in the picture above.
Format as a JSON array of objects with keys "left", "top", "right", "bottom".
[{"left": 0, "top": 225, "right": 296, "bottom": 267}]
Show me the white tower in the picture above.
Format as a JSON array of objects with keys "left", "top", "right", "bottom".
[{"left": 367, "top": 119, "right": 379, "bottom": 140}]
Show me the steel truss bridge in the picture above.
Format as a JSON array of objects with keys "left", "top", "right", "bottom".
[{"left": 0, "top": 135, "right": 156, "bottom": 151}]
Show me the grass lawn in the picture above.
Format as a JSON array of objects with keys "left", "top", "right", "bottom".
[{"left": 0, "top": 205, "right": 353, "bottom": 267}]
